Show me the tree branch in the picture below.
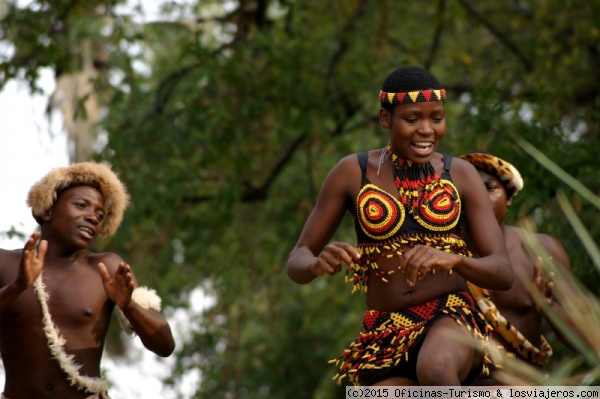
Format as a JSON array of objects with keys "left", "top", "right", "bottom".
[
  {"left": 326, "top": 0, "right": 369, "bottom": 78},
  {"left": 455, "top": 0, "right": 533, "bottom": 72},
  {"left": 424, "top": 0, "right": 447, "bottom": 70},
  {"left": 184, "top": 1, "right": 369, "bottom": 205},
  {"left": 182, "top": 133, "right": 308, "bottom": 204}
]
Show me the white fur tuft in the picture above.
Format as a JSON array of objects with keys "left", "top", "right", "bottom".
[{"left": 117, "top": 286, "right": 162, "bottom": 335}]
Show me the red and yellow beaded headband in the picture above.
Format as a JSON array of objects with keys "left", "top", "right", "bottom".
[{"left": 379, "top": 88, "right": 446, "bottom": 105}]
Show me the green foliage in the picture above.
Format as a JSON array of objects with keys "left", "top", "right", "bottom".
[{"left": 1, "top": 0, "right": 599, "bottom": 397}]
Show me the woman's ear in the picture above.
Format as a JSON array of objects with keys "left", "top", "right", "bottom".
[{"left": 379, "top": 108, "right": 390, "bottom": 129}]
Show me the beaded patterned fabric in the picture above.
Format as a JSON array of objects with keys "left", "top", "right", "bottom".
[
  {"left": 330, "top": 291, "right": 491, "bottom": 386},
  {"left": 350, "top": 146, "right": 470, "bottom": 293},
  {"left": 379, "top": 88, "right": 446, "bottom": 105},
  {"left": 388, "top": 145, "right": 461, "bottom": 232},
  {"left": 348, "top": 235, "right": 471, "bottom": 293}
]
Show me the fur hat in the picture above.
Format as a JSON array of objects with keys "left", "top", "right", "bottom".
[
  {"left": 460, "top": 152, "right": 524, "bottom": 200},
  {"left": 27, "top": 162, "right": 130, "bottom": 236}
]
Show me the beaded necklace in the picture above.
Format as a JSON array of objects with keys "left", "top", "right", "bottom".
[
  {"left": 387, "top": 144, "right": 438, "bottom": 207},
  {"left": 386, "top": 142, "right": 461, "bottom": 232}
]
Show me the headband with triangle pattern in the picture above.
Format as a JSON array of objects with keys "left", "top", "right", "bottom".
[{"left": 380, "top": 88, "right": 446, "bottom": 105}]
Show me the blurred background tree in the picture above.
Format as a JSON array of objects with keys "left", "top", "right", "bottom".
[{"left": 1, "top": 0, "right": 598, "bottom": 397}]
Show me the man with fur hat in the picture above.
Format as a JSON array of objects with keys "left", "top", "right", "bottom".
[
  {"left": 0, "top": 162, "right": 175, "bottom": 398},
  {"left": 460, "top": 152, "right": 572, "bottom": 384}
]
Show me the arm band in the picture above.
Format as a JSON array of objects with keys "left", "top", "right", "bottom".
[{"left": 116, "top": 286, "right": 162, "bottom": 335}]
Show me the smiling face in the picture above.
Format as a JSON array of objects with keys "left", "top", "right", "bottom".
[
  {"left": 380, "top": 100, "right": 446, "bottom": 163},
  {"left": 43, "top": 185, "right": 105, "bottom": 246}
]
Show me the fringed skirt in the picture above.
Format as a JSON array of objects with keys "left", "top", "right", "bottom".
[{"left": 331, "top": 290, "right": 492, "bottom": 386}]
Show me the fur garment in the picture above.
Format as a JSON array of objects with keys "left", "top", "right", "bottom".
[
  {"left": 460, "top": 152, "right": 524, "bottom": 200},
  {"left": 26, "top": 162, "right": 129, "bottom": 236}
]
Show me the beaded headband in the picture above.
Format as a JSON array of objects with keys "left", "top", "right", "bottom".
[{"left": 379, "top": 89, "right": 446, "bottom": 105}]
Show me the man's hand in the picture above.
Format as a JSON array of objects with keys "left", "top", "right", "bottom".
[
  {"left": 533, "top": 255, "right": 555, "bottom": 311},
  {"left": 16, "top": 231, "right": 47, "bottom": 289},
  {"left": 98, "top": 261, "right": 135, "bottom": 310}
]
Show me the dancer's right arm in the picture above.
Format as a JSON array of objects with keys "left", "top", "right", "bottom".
[
  {"left": 0, "top": 231, "right": 47, "bottom": 312},
  {"left": 287, "top": 156, "right": 361, "bottom": 284}
]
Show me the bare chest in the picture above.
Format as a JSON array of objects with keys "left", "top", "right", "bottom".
[
  {"left": 40, "top": 269, "right": 110, "bottom": 327},
  {"left": 489, "top": 247, "right": 536, "bottom": 313}
]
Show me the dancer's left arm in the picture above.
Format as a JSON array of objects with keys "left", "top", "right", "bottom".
[{"left": 98, "top": 259, "right": 175, "bottom": 357}]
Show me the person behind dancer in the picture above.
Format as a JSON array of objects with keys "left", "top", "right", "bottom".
[
  {"left": 286, "top": 66, "right": 513, "bottom": 386},
  {"left": 0, "top": 162, "right": 175, "bottom": 399},
  {"left": 460, "top": 152, "right": 573, "bottom": 385}
]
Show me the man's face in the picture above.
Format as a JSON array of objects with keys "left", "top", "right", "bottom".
[
  {"left": 47, "top": 185, "right": 105, "bottom": 244},
  {"left": 478, "top": 170, "right": 511, "bottom": 225}
]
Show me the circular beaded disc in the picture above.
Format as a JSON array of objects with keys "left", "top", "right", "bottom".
[
  {"left": 415, "top": 180, "right": 461, "bottom": 231},
  {"left": 357, "top": 184, "right": 405, "bottom": 240}
]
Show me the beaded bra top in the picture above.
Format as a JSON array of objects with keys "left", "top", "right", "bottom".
[{"left": 348, "top": 146, "right": 471, "bottom": 293}]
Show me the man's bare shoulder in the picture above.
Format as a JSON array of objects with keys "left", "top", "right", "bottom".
[
  {"left": 83, "top": 251, "right": 124, "bottom": 272},
  {"left": 505, "top": 224, "right": 527, "bottom": 237},
  {"left": 0, "top": 247, "right": 23, "bottom": 265},
  {"left": 535, "top": 233, "right": 571, "bottom": 271},
  {"left": 0, "top": 246, "right": 22, "bottom": 254},
  {"left": 0, "top": 248, "right": 23, "bottom": 285},
  {"left": 506, "top": 224, "right": 546, "bottom": 243},
  {"left": 535, "top": 233, "right": 562, "bottom": 250},
  {"left": 505, "top": 226, "right": 571, "bottom": 270},
  {"left": 504, "top": 225, "right": 535, "bottom": 263}
]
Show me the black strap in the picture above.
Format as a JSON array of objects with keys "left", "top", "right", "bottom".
[
  {"left": 357, "top": 152, "right": 369, "bottom": 185},
  {"left": 442, "top": 154, "right": 452, "bottom": 179}
]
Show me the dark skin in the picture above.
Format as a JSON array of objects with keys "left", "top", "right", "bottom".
[
  {"left": 0, "top": 185, "right": 175, "bottom": 399},
  {"left": 287, "top": 100, "right": 513, "bottom": 386},
  {"left": 470, "top": 170, "right": 572, "bottom": 385}
]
